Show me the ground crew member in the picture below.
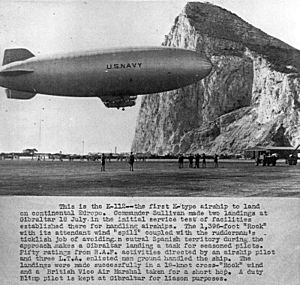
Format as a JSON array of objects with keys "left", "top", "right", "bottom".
[
  {"left": 101, "top": 153, "right": 106, "bottom": 171},
  {"left": 214, "top": 153, "right": 219, "bottom": 168},
  {"left": 262, "top": 153, "right": 267, "bottom": 166},
  {"left": 202, "top": 153, "right": 206, "bottom": 168},
  {"left": 129, "top": 152, "right": 135, "bottom": 171},
  {"left": 255, "top": 154, "right": 261, "bottom": 166},
  {"left": 195, "top": 153, "right": 200, "bottom": 168},
  {"left": 178, "top": 154, "right": 184, "bottom": 168},
  {"left": 188, "top": 154, "right": 194, "bottom": 168}
]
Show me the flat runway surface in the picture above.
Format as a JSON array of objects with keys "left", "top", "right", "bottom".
[{"left": 0, "top": 159, "right": 299, "bottom": 197}]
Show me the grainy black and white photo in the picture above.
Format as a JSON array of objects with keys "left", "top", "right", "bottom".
[{"left": 0, "top": 1, "right": 299, "bottom": 284}]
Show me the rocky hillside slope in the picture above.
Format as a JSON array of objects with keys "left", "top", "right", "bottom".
[{"left": 132, "top": 2, "right": 300, "bottom": 155}]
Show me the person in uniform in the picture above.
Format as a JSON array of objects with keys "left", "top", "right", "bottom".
[
  {"left": 178, "top": 154, "right": 184, "bottom": 168},
  {"left": 101, "top": 153, "right": 106, "bottom": 171},
  {"left": 195, "top": 153, "right": 200, "bottom": 168},
  {"left": 262, "top": 153, "right": 267, "bottom": 166},
  {"left": 255, "top": 153, "right": 261, "bottom": 166},
  {"left": 214, "top": 153, "right": 219, "bottom": 168},
  {"left": 129, "top": 152, "right": 135, "bottom": 171},
  {"left": 202, "top": 153, "right": 206, "bottom": 168},
  {"left": 188, "top": 154, "right": 194, "bottom": 168}
]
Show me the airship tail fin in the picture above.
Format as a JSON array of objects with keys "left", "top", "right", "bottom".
[
  {"left": 2, "top": 48, "right": 35, "bottom": 65},
  {"left": 5, "top": 89, "right": 36, "bottom": 100}
]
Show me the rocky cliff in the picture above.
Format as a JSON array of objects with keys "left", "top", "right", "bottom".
[{"left": 132, "top": 2, "right": 300, "bottom": 155}]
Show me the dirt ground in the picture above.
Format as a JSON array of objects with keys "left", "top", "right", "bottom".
[{"left": 0, "top": 159, "right": 299, "bottom": 196}]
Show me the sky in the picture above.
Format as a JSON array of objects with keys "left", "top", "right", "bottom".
[{"left": 0, "top": 0, "right": 299, "bottom": 154}]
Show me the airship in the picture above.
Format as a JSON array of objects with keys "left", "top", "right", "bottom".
[{"left": 0, "top": 47, "right": 212, "bottom": 109}]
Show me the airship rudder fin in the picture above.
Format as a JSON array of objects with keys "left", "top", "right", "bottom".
[
  {"left": 5, "top": 89, "right": 36, "bottom": 100},
  {"left": 2, "top": 48, "right": 35, "bottom": 65}
]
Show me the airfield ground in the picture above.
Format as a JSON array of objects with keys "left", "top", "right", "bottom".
[{"left": 0, "top": 159, "right": 299, "bottom": 197}]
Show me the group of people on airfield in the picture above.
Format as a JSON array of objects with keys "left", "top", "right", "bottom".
[
  {"left": 255, "top": 152, "right": 278, "bottom": 166},
  {"left": 100, "top": 152, "right": 135, "bottom": 172},
  {"left": 100, "top": 152, "right": 220, "bottom": 172},
  {"left": 178, "top": 153, "right": 219, "bottom": 168}
]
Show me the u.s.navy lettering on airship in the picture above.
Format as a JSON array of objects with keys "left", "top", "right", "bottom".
[
  {"left": 106, "top": 62, "right": 143, "bottom": 69},
  {"left": 0, "top": 46, "right": 212, "bottom": 110}
]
